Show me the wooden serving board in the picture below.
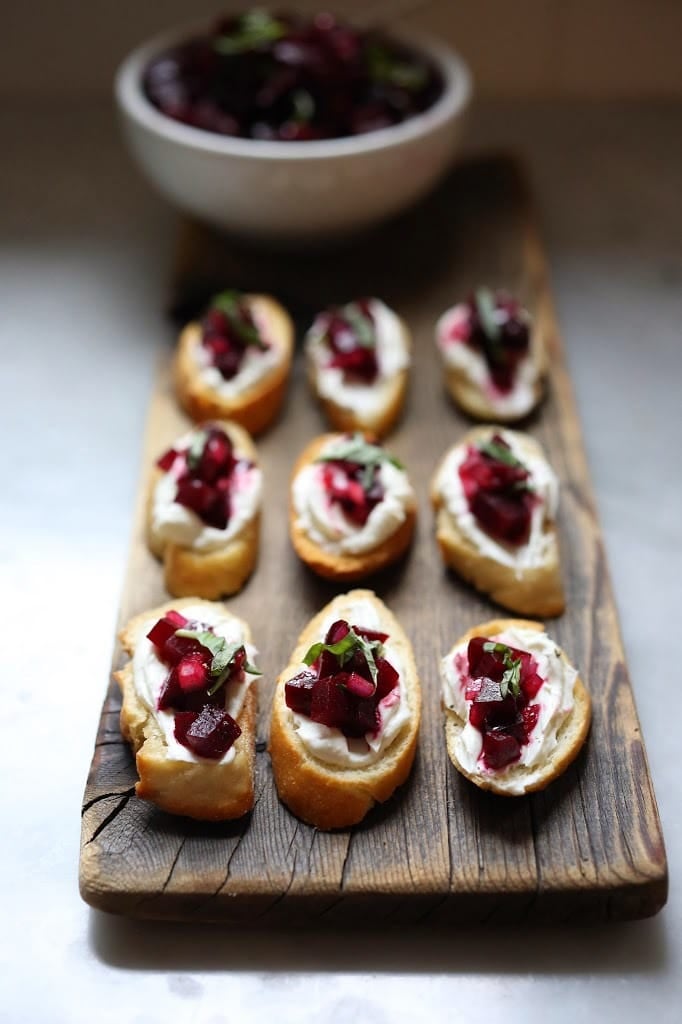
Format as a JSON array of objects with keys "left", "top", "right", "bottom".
[{"left": 79, "top": 155, "right": 667, "bottom": 924}]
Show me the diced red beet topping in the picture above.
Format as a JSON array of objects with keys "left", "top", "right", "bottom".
[
  {"left": 464, "top": 636, "right": 543, "bottom": 771},
  {"left": 173, "top": 706, "right": 242, "bottom": 760},
  {"left": 142, "top": 13, "right": 443, "bottom": 143},
  {"left": 320, "top": 460, "right": 384, "bottom": 526},
  {"left": 201, "top": 290, "right": 269, "bottom": 381},
  {"left": 146, "top": 610, "right": 248, "bottom": 758},
  {"left": 458, "top": 435, "right": 535, "bottom": 545},
  {"left": 463, "top": 290, "right": 530, "bottom": 393},
  {"left": 284, "top": 617, "right": 399, "bottom": 740},
  {"left": 318, "top": 299, "right": 378, "bottom": 383},
  {"left": 156, "top": 425, "right": 253, "bottom": 531}
]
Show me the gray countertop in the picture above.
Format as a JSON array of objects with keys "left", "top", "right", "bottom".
[{"left": 2, "top": 100, "right": 680, "bottom": 1023}]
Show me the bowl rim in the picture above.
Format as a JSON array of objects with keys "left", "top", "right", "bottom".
[{"left": 115, "top": 20, "right": 472, "bottom": 161}]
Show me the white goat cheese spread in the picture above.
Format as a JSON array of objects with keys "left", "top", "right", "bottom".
[
  {"left": 441, "top": 625, "right": 576, "bottom": 794},
  {"left": 133, "top": 603, "right": 258, "bottom": 765},
  {"left": 433, "top": 428, "right": 558, "bottom": 574},
  {"left": 289, "top": 596, "right": 410, "bottom": 768}
]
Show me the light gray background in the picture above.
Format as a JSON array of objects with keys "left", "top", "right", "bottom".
[{"left": 1, "top": 5, "right": 681, "bottom": 1021}]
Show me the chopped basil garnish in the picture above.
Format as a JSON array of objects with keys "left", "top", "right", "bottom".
[
  {"left": 342, "top": 303, "right": 375, "bottom": 349},
  {"left": 482, "top": 641, "right": 522, "bottom": 699},
  {"left": 474, "top": 287, "right": 502, "bottom": 346},
  {"left": 366, "top": 43, "right": 428, "bottom": 91},
  {"left": 209, "top": 290, "right": 266, "bottom": 349},
  {"left": 316, "top": 432, "right": 403, "bottom": 491},
  {"left": 186, "top": 429, "right": 209, "bottom": 471},
  {"left": 479, "top": 438, "right": 534, "bottom": 493},
  {"left": 303, "top": 627, "right": 384, "bottom": 690},
  {"left": 479, "top": 439, "right": 523, "bottom": 469},
  {"left": 175, "top": 628, "right": 261, "bottom": 696},
  {"left": 214, "top": 10, "right": 286, "bottom": 55},
  {"left": 292, "top": 88, "right": 315, "bottom": 123}
]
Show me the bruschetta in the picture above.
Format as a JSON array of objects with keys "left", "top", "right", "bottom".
[
  {"left": 174, "top": 289, "right": 294, "bottom": 435},
  {"left": 290, "top": 432, "right": 416, "bottom": 581},
  {"left": 305, "top": 297, "right": 410, "bottom": 438},
  {"left": 435, "top": 288, "right": 546, "bottom": 422},
  {"left": 116, "top": 598, "right": 260, "bottom": 820},
  {"left": 431, "top": 426, "right": 564, "bottom": 617},
  {"left": 269, "top": 590, "right": 421, "bottom": 829},
  {"left": 440, "top": 618, "right": 591, "bottom": 795},
  {"left": 147, "top": 421, "right": 261, "bottom": 599}
]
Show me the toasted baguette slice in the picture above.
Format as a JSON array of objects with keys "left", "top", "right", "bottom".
[
  {"left": 290, "top": 433, "right": 416, "bottom": 582},
  {"left": 147, "top": 420, "right": 260, "bottom": 600},
  {"left": 174, "top": 294, "right": 294, "bottom": 435},
  {"left": 269, "top": 589, "right": 421, "bottom": 829},
  {"left": 437, "top": 304, "right": 547, "bottom": 423},
  {"left": 115, "top": 598, "right": 257, "bottom": 820},
  {"left": 431, "top": 427, "right": 564, "bottom": 617},
  {"left": 443, "top": 618, "right": 591, "bottom": 796},
  {"left": 306, "top": 301, "right": 410, "bottom": 438}
]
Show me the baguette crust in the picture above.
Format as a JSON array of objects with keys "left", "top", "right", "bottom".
[
  {"left": 443, "top": 326, "right": 547, "bottom": 423},
  {"left": 147, "top": 420, "right": 260, "bottom": 599},
  {"left": 269, "top": 590, "right": 421, "bottom": 829},
  {"left": 443, "top": 618, "right": 591, "bottom": 796},
  {"left": 289, "top": 433, "right": 416, "bottom": 582},
  {"left": 116, "top": 598, "right": 257, "bottom": 820},
  {"left": 307, "top": 313, "right": 411, "bottom": 439},
  {"left": 431, "top": 427, "right": 565, "bottom": 617},
  {"left": 174, "top": 294, "right": 294, "bottom": 435}
]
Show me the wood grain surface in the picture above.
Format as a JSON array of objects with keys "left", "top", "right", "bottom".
[{"left": 79, "top": 155, "right": 668, "bottom": 924}]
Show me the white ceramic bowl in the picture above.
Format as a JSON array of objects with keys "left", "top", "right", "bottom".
[{"left": 115, "top": 23, "right": 472, "bottom": 240}]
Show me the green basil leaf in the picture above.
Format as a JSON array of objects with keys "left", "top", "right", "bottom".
[
  {"left": 316, "top": 433, "right": 404, "bottom": 473},
  {"left": 482, "top": 641, "right": 522, "bottom": 699},
  {"left": 303, "top": 632, "right": 357, "bottom": 667},
  {"left": 210, "top": 641, "right": 242, "bottom": 679},
  {"left": 474, "top": 287, "right": 501, "bottom": 345},
  {"left": 175, "top": 628, "right": 223, "bottom": 658},
  {"left": 292, "top": 89, "right": 315, "bottom": 123},
  {"left": 174, "top": 630, "right": 260, "bottom": 696},
  {"left": 210, "top": 290, "right": 241, "bottom": 315},
  {"left": 214, "top": 11, "right": 286, "bottom": 55},
  {"left": 208, "top": 290, "right": 267, "bottom": 350},
  {"left": 479, "top": 439, "right": 523, "bottom": 469},
  {"left": 186, "top": 430, "right": 208, "bottom": 471},
  {"left": 302, "top": 627, "right": 384, "bottom": 693},
  {"left": 342, "top": 303, "right": 375, "bottom": 349}
]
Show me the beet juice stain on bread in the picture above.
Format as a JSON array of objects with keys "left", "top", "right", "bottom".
[
  {"left": 116, "top": 599, "right": 261, "bottom": 820},
  {"left": 174, "top": 289, "right": 294, "bottom": 435},
  {"left": 148, "top": 421, "right": 261, "bottom": 599},
  {"left": 290, "top": 432, "right": 417, "bottom": 582},
  {"left": 441, "top": 619, "right": 591, "bottom": 796},
  {"left": 305, "top": 297, "right": 411, "bottom": 438},
  {"left": 269, "top": 590, "right": 421, "bottom": 830},
  {"left": 431, "top": 426, "right": 564, "bottom": 617},
  {"left": 435, "top": 288, "right": 546, "bottom": 422}
]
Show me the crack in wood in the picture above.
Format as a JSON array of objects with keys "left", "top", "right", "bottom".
[
  {"left": 339, "top": 834, "right": 354, "bottom": 891},
  {"left": 203, "top": 827, "right": 249, "bottom": 903},
  {"left": 160, "top": 837, "right": 186, "bottom": 895},
  {"left": 576, "top": 776, "right": 600, "bottom": 874},
  {"left": 81, "top": 786, "right": 135, "bottom": 817},
  {"left": 83, "top": 788, "right": 136, "bottom": 845}
]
